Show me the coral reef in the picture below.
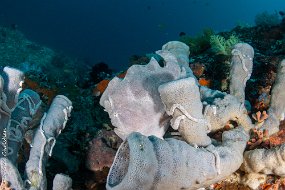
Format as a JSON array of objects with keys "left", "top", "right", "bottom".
[
  {"left": 100, "top": 34, "right": 285, "bottom": 189},
  {"left": 239, "top": 60, "right": 285, "bottom": 188},
  {"left": 0, "top": 27, "right": 55, "bottom": 70},
  {"left": 0, "top": 26, "right": 89, "bottom": 92},
  {"left": 1, "top": 13, "right": 285, "bottom": 189},
  {"left": 254, "top": 11, "right": 281, "bottom": 27}
]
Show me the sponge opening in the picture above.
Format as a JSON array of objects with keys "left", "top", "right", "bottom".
[{"left": 107, "top": 140, "right": 130, "bottom": 187}]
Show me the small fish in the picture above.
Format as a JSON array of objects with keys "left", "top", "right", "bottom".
[{"left": 179, "top": 32, "right": 186, "bottom": 37}]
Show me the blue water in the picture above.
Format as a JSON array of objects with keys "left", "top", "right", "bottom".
[{"left": 0, "top": 0, "right": 284, "bottom": 71}]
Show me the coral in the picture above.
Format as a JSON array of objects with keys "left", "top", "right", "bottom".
[
  {"left": 24, "top": 77, "right": 58, "bottom": 105},
  {"left": 89, "top": 62, "right": 112, "bottom": 84},
  {"left": 241, "top": 173, "right": 267, "bottom": 189},
  {"left": 86, "top": 130, "right": 122, "bottom": 186},
  {"left": 190, "top": 62, "right": 205, "bottom": 78},
  {"left": 269, "top": 122, "right": 285, "bottom": 147},
  {"left": 179, "top": 28, "right": 213, "bottom": 55},
  {"left": 0, "top": 26, "right": 55, "bottom": 70},
  {"left": 198, "top": 77, "right": 211, "bottom": 87},
  {"left": 210, "top": 34, "right": 240, "bottom": 56},
  {"left": 252, "top": 111, "right": 269, "bottom": 124},
  {"left": 93, "top": 72, "right": 127, "bottom": 97},
  {"left": 254, "top": 11, "right": 281, "bottom": 27},
  {"left": 246, "top": 128, "right": 269, "bottom": 150},
  {"left": 86, "top": 130, "right": 121, "bottom": 172},
  {"left": 253, "top": 90, "right": 271, "bottom": 111},
  {"left": 259, "top": 176, "right": 285, "bottom": 190},
  {"left": 0, "top": 180, "right": 12, "bottom": 190},
  {"left": 0, "top": 26, "right": 88, "bottom": 94},
  {"left": 93, "top": 79, "right": 110, "bottom": 96}
]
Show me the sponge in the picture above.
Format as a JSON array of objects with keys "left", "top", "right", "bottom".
[
  {"left": 230, "top": 43, "right": 254, "bottom": 103},
  {"left": 260, "top": 60, "right": 285, "bottom": 135},
  {"left": 158, "top": 77, "right": 211, "bottom": 146},
  {"left": 100, "top": 53, "right": 187, "bottom": 140},
  {"left": 106, "top": 127, "right": 248, "bottom": 190}
]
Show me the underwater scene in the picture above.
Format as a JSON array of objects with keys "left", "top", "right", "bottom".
[{"left": 1, "top": 0, "right": 285, "bottom": 189}]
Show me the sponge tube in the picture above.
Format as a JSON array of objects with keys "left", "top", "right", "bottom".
[
  {"left": 230, "top": 43, "right": 254, "bottom": 103},
  {"left": 106, "top": 127, "right": 248, "bottom": 190},
  {"left": 260, "top": 60, "right": 285, "bottom": 135},
  {"left": 158, "top": 77, "right": 211, "bottom": 146}
]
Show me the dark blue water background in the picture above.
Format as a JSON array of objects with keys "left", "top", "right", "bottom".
[{"left": 0, "top": 0, "right": 283, "bottom": 71}]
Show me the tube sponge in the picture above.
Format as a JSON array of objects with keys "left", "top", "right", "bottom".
[
  {"left": 161, "top": 41, "right": 190, "bottom": 66},
  {"left": 158, "top": 77, "right": 211, "bottom": 146},
  {"left": 160, "top": 41, "right": 195, "bottom": 78},
  {"left": 241, "top": 144, "right": 285, "bottom": 176},
  {"left": 52, "top": 174, "right": 72, "bottom": 190},
  {"left": 106, "top": 127, "right": 249, "bottom": 190},
  {"left": 260, "top": 60, "right": 285, "bottom": 135},
  {"left": 241, "top": 60, "right": 285, "bottom": 175},
  {"left": 230, "top": 43, "right": 254, "bottom": 103},
  {"left": 25, "top": 95, "right": 72, "bottom": 189},
  {"left": 0, "top": 158, "right": 24, "bottom": 189},
  {"left": 0, "top": 67, "right": 25, "bottom": 157},
  {"left": 7, "top": 89, "right": 42, "bottom": 165},
  {"left": 1, "top": 66, "right": 24, "bottom": 111},
  {"left": 202, "top": 92, "right": 253, "bottom": 132}
]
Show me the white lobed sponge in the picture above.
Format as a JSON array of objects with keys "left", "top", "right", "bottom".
[{"left": 100, "top": 51, "right": 187, "bottom": 140}]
